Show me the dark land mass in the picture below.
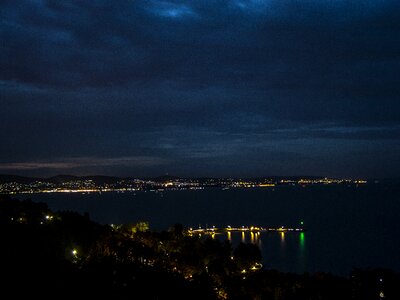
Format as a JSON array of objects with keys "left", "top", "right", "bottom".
[
  {"left": 1, "top": 194, "right": 399, "bottom": 300},
  {"left": 0, "top": 174, "right": 124, "bottom": 185},
  {"left": 0, "top": 174, "right": 35, "bottom": 184},
  {"left": 48, "top": 174, "right": 123, "bottom": 185}
]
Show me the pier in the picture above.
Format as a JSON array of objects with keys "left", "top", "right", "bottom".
[{"left": 187, "top": 224, "right": 305, "bottom": 236}]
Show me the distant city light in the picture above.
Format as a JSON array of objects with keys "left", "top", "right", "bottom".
[{"left": 0, "top": 177, "right": 366, "bottom": 194}]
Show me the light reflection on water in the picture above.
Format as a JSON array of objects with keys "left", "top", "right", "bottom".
[
  {"left": 299, "top": 232, "right": 306, "bottom": 271},
  {"left": 280, "top": 232, "right": 285, "bottom": 243},
  {"left": 213, "top": 231, "right": 307, "bottom": 273}
]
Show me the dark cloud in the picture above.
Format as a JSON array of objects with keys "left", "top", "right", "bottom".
[{"left": 1, "top": 0, "right": 399, "bottom": 177}]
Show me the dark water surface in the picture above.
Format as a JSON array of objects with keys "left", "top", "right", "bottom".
[{"left": 18, "top": 184, "right": 400, "bottom": 275}]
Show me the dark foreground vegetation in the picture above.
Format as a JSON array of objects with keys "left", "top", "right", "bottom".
[{"left": 1, "top": 195, "right": 398, "bottom": 300}]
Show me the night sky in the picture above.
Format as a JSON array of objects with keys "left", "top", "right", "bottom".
[{"left": 1, "top": 1, "right": 400, "bottom": 178}]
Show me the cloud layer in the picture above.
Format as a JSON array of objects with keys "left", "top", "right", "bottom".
[{"left": 1, "top": 1, "right": 400, "bottom": 177}]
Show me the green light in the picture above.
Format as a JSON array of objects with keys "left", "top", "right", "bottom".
[
  {"left": 300, "top": 221, "right": 304, "bottom": 225},
  {"left": 300, "top": 232, "right": 305, "bottom": 247}
]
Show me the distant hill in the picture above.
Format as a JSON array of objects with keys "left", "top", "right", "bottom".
[
  {"left": 0, "top": 174, "right": 123, "bottom": 184},
  {"left": 152, "top": 175, "right": 181, "bottom": 182},
  {"left": 0, "top": 174, "right": 41, "bottom": 184},
  {"left": 47, "top": 175, "right": 125, "bottom": 184},
  {"left": 47, "top": 175, "right": 80, "bottom": 183},
  {"left": 82, "top": 175, "right": 123, "bottom": 184}
]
